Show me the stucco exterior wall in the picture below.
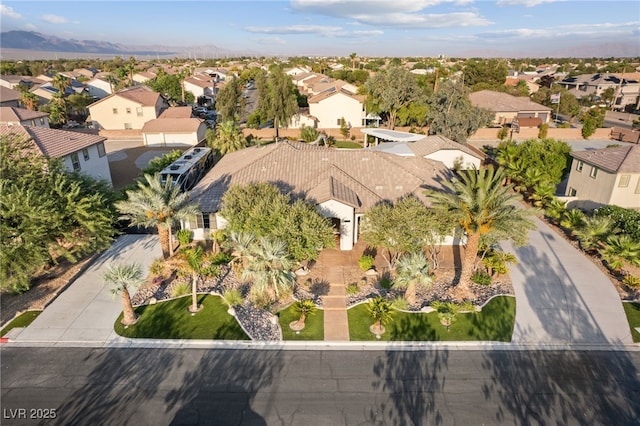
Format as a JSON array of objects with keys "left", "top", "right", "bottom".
[
  {"left": 565, "top": 159, "right": 618, "bottom": 210},
  {"left": 62, "top": 143, "right": 112, "bottom": 185},
  {"left": 609, "top": 173, "right": 640, "bottom": 209},
  {"left": 309, "top": 93, "right": 364, "bottom": 129},
  {"left": 89, "top": 96, "right": 166, "bottom": 130},
  {"left": 317, "top": 199, "right": 355, "bottom": 250},
  {"left": 424, "top": 151, "right": 481, "bottom": 169}
]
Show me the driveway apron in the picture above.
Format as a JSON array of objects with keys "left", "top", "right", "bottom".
[{"left": 503, "top": 216, "right": 633, "bottom": 345}]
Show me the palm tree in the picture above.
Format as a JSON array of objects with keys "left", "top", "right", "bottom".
[
  {"left": 599, "top": 234, "right": 640, "bottom": 274},
  {"left": 181, "top": 246, "right": 205, "bottom": 313},
  {"left": 290, "top": 299, "right": 316, "bottom": 331},
  {"left": 530, "top": 181, "right": 556, "bottom": 208},
  {"left": 393, "top": 252, "right": 433, "bottom": 306},
  {"left": 115, "top": 173, "right": 200, "bottom": 259},
  {"left": 209, "top": 120, "right": 247, "bottom": 156},
  {"left": 20, "top": 91, "right": 40, "bottom": 111},
  {"left": 349, "top": 52, "right": 357, "bottom": 70},
  {"left": 545, "top": 199, "right": 567, "bottom": 223},
  {"left": 367, "top": 297, "right": 393, "bottom": 337},
  {"left": 573, "top": 215, "right": 614, "bottom": 252},
  {"left": 560, "top": 208, "right": 586, "bottom": 233},
  {"left": 427, "top": 166, "right": 535, "bottom": 300},
  {"left": 241, "top": 237, "right": 296, "bottom": 305},
  {"left": 103, "top": 263, "right": 144, "bottom": 326},
  {"left": 51, "top": 74, "right": 70, "bottom": 95}
]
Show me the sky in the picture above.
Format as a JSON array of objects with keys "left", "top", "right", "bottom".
[{"left": 1, "top": 0, "right": 639, "bottom": 57}]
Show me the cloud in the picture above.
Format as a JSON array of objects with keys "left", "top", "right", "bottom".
[
  {"left": 1, "top": 5, "right": 22, "bottom": 19},
  {"left": 476, "top": 21, "right": 639, "bottom": 40},
  {"left": 254, "top": 36, "right": 287, "bottom": 45},
  {"left": 245, "top": 24, "right": 382, "bottom": 38},
  {"left": 290, "top": 0, "right": 492, "bottom": 29},
  {"left": 23, "top": 23, "right": 38, "bottom": 31},
  {"left": 41, "top": 14, "right": 70, "bottom": 24},
  {"left": 496, "top": 0, "right": 560, "bottom": 6}
]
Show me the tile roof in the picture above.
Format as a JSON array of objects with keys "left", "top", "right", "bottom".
[
  {"left": 369, "top": 135, "right": 485, "bottom": 160},
  {"left": 0, "top": 107, "right": 49, "bottom": 122},
  {"left": 159, "top": 107, "right": 194, "bottom": 119},
  {"left": 116, "top": 86, "right": 162, "bottom": 106},
  {"left": 469, "top": 90, "right": 551, "bottom": 112},
  {"left": 142, "top": 118, "right": 204, "bottom": 133},
  {"left": 308, "top": 85, "right": 366, "bottom": 104},
  {"left": 0, "top": 124, "right": 106, "bottom": 158},
  {"left": 571, "top": 145, "right": 640, "bottom": 173},
  {"left": 184, "top": 77, "right": 214, "bottom": 89},
  {"left": 190, "top": 141, "right": 449, "bottom": 213},
  {"left": 0, "top": 86, "right": 21, "bottom": 102}
]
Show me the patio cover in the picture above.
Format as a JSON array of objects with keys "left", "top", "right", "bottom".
[{"left": 360, "top": 128, "right": 424, "bottom": 142}]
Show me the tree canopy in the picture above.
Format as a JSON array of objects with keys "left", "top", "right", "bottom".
[{"left": 215, "top": 77, "right": 242, "bottom": 121}]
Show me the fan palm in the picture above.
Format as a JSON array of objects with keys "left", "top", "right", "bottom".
[
  {"left": 393, "top": 252, "right": 433, "bottom": 306},
  {"left": 560, "top": 208, "right": 586, "bottom": 233},
  {"left": 209, "top": 120, "right": 247, "bottom": 156},
  {"left": 241, "top": 237, "right": 296, "bottom": 304},
  {"left": 427, "top": 166, "right": 535, "bottom": 300},
  {"left": 599, "top": 234, "right": 640, "bottom": 273},
  {"left": 115, "top": 173, "right": 200, "bottom": 259},
  {"left": 545, "top": 199, "right": 567, "bottom": 223},
  {"left": 103, "top": 263, "right": 144, "bottom": 326},
  {"left": 573, "top": 215, "right": 614, "bottom": 252}
]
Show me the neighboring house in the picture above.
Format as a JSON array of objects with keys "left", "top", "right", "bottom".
[
  {"left": 285, "top": 66, "right": 312, "bottom": 76},
  {"left": 304, "top": 84, "right": 367, "bottom": 129},
  {"left": 141, "top": 118, "right": 207, "bottom": 147},
  {"left": 0, "top": 86, "right": 21, "bottom": 107},
  {"left": 365, "top": 131, "right": 484, "bottom": 170},
  {"left": 0, "top": 124, "right": 112, "bottom": 185},
  {"left": 183, "top": 76, "right": 216, "bottom": 104},
  {"left": 158, "top": 106, "right": 195, "bottom": 119},
  {"left": 469, "top": 90, "right": 552, "bottom": 125},
  {"left": 86, "top": 77, "right": 115, "bottom": 99},
  {"left": 557, "top": 73, "right": 640, "bottom": 110},
  {"left": 87, "top": 86, "right": 169, "bottom": 130},
  {"left": 132, "top": 71, "right": 157, "bottom": 85},
  {"left": 186, "top": 141, "right": 452, "bottom": 249},
  {"left": 0, "top": 75, "right": 45, "bottom": 90},
  {"left": 564, "top": 145, "right": 640, "bottom": 210},
  {"left": 0, "top": 107, "right": 50, "bottom": 127}
]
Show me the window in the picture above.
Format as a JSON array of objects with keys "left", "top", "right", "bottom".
[
  {"left": 619, "top": 175, "right": 630, "bottom": 188},
  {"left": 126, "top": 107, "right": 131, "bottom": 114},
  {"left": 636, "top": 178, "right": 640, "bottom": 194},
  {"left": 568, "top": 187, "right": 577, "bottom": 196},
  {"left": 39, "top": 118, "right": 45, "bottom": 125},
  {"left": 192, "top": 214, "right": 211, "bottom": 229},
  {"left": 337, "top": 118, "right": 341, "bottom": 126},
  {"left": 590, "top": 166, "right": 598, "bottom": 179},
  {"left": 82, "top": 148, "right": 90, "bottom": 161},
  {"left": 136, "top": 107, "right": 143, "bottom": 117},
  {"left": 576, "top": 160, "right": 584, "bottom": 172},
  {"left": 97, "top": 141, "right": 106, "bottom": 157},
  {"left": 70, "top": 153, "right": 81, "bottom": 171},
  {"left": 30, "top": 120, "right": 36, "bottom": 126},
  {"left": 112, "top": 108, "right": 118, "bottom": 114},
  {"left": 124, "top": 123, "right": 132, "bottom": 129}
]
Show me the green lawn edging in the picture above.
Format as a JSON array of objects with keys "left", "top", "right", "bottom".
[
  {"left": 277, "top": 305, "right": 324, "bottom": 340},
  {"left": 348, "top": 295, "right": 515, "bottom": 341},
  {"left": 114, "top": 294, "right": 249, "bottom": 340},
  {"left": 1, "top": 311, "right": 42, "bottom": 337},
  {"left": 622, "top": 301, "right": 640, "bottom": 343}
]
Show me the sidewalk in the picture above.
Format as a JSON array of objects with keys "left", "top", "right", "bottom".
[{"left": 503, "top": 216, "right": 633, "bottom": 345}]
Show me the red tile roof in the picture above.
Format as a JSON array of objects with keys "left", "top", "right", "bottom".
[{"left": 0, "top": 124, "right": 106, "bottom": 158}]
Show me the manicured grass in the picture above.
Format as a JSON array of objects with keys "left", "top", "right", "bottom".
[
  {"left": 1, "top": 311, "right": 41, "bottom": 337},
  {"left": 114, "top": 294, "right": 249, "bottom": 340},
  {"left": 334, "top": 140, "right": 363, "bottom": 149},
  {"left": 278, "top": 304, "right": 324, "bottom": 340},
  {"left": 622, "top": 302, "right": 640, "bottom": 343},
  {"left": 348, "top": 296, "right": 515, "bottom": 341}
]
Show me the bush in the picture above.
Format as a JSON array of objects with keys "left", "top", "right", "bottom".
[
  {"left": 538, "top": 123, "right": 549, "bottom": 139},
  {"left": 347, "top": 282, "right": 360, "bottom": 295},
  {"left": 171, "top": 282, "right": 191, "bottom": 298},
  {"left": 176, "top": 229, "right": 193, "bottom": 247},
  {"left": 379, "top": 275, "right": 392, "bottom": 290},
  {"left": 358, "top": 255, "right": 375, "bottom": 271},
  {"left": 471, "top": 271, "right": 492, "bottom": 286},
  {"left": 623, "top": 275, "right": 640, "bottom": 289},
  {"left": 149, "top": 257, "right": 165, "bottom": 276},
  {"left": 497, "top": 126, "right": 508, "bottom": 140},
  {"left": 593, "top": 205, "right": 640, "bottom": 241},
  {"left": 222, "top": 288, "right": 243, "bottom": 307},
  {"left": 209, "top": 252, "right": 234, "bottom": 265}
]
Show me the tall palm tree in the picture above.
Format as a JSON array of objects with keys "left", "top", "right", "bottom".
[
  {"left": 393, "top": 252, "right": 433, "bottom": 306},
  {"left": 51, "top": 74, "right": 70, "bottom": 95},
  {"left": 20, "top": 91, "right": 40, "bottom": 111},
  {"left": 241, "top": 237, "right": 296, "bottom": 304},
  {"left": 115, "top": 173, "right": 200, "bottom": 259},
  {"left": 103, "top": 263, "right": 144, "bottom": 326},
  {"left": 209, "top": 120, "right": 247, "bottom": 156},
  {"left": 349, "top": 52, "right": 357, "bottom": 70},
  {"left": 427, "top": 166, "right": 535, "bottom": 300},
  {"left": 182, "top": 245, "right": 205, "bottom": 313}
]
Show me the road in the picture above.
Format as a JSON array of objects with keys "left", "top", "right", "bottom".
[{"left": 2, "top": 347, "right": 639, "bottom": 425}]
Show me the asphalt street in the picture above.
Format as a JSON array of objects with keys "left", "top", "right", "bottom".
[{"left": 2, "top": 347, "right": 639, "bottom": 425}]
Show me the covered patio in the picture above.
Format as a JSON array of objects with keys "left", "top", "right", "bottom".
[{"left": 360, "top": 128, "right": 424, "bottom": 148}]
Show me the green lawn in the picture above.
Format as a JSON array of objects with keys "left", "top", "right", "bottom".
[
  {"left": 277, "top": 304, "right": 324, "bottom": 340},
  {"left": 348, "top": 296, "right": 515, "bottom": 341},
  {"left": 334, "top": 140, "right": 363, "bottom": 149},
  {"left": 622, "top": 302, "right": 640, "bottom": 343},
  {"left": 1, "top": 311, "right": 41, "bottom": 337},
  {"left": 114, "top": 295, "right": 249, "bottom": 340}
]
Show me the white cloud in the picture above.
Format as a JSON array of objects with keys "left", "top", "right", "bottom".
[
  {"left": 254, "top": 36, "right": 287, "bottom": 45},
  {"left": 350, "top": 12, "right": 492, "bottom": 28},
  {"left": 476, "top": 21, "right": 639, "bottom": 40},
  {"left": 41, "top": 14, "right": 70, "bottom": 24},
  {"left": 23, "top": 23, "right": 38, "bottom": 31},
  {"left": 245, "top": 25, "right": 342, "bottom": 35},
  {"left": 1, "top": 5, "right": 22, "bottom": 19},
  {"left": 496, "top": 0, "right": 560, "bottom": 6}
]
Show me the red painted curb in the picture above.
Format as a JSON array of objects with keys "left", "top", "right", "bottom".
[{"left": 0, "top": 337, "right": 9, "bottom": 343}]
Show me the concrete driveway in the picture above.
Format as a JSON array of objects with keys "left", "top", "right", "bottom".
[{"left": 503, "top": 216, "right": 633, "bottom": 345}]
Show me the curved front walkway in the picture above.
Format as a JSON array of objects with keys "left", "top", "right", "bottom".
[{"left": 502, "top": 216, "right": 633, "bottom": 345}]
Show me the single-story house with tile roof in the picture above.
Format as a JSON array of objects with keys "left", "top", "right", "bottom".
[
  {"left": 0, "top": 107, "right": 50, "bottom": 128},
  {"left": 366, "top": 133, "right": 484, "bottom": 170},
  {"left": 88, "top": 85, "right": 169, "bottom": 130},
  {"left": 141, "top": 117, "right": 207, "bottom": 147},
  {"left": 186, "top": 141, "right": 454, "bottom": 249},
  {"left": 564, "top": 144, "right": 640, "bottom": 211},
  {"left": 0, "top": 124, "right": 112, "bottom": 185},
  {"left": 469, "top": 90, "right": 552, "bottom": 125},
  {"left": 0, "top": 86, "right": 21, "bottom": 107}
]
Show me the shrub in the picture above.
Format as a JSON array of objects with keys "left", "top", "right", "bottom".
[
  {"left": 293, "top": 299, "right": 317, "bottom": 321},
  {"left": 358, "top": 255, "right": 375, "bottom": 271},
  {"left": 346, "top": 282, "right": 360, "bottom": 295},
  {"left": 367, "top": 297, "right": 394, "bottom": 327},
  {"left": 171, "top": 282, "right": 191, "bottom": 298},
  {"left": 390, "top": 296, "right": 409, "bottom": 311},
  {"left": 379, "top": 275, "right": 392, "bottom": 290},
  {"left": 623, "top": 275, "right": 640, "bottom": 289},
  {"left": 176, "top": 229, "right": 193, "bottom": 247},
  {"left": 471, "top": 271, "right": 492, "bottom": 286},
  {"left": 203, "top": 264, "right": 221, "bottom": 279},
  {"left": 593, "top": 205, "right": 640, "bottom": 241},
  {"left": 222, "top": 288, "right": 243, "bottom": 307},
  {"left": 538, "top": 123, "right": 549, "bottom": 139},
  {"left": 497, "top": 126, "right": 508, "bottom": 140},
  {"left": 209, "top": 252, "right": 234, "bottom": 265},
  {"left": 149, "top": 257, "right": 165, "bottom": 276}
]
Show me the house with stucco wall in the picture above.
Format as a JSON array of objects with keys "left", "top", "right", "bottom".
[
  {"left": 185, "top": 141, "right": 454, "bottom": 249},
  {"left": 469, "top": 90, "right": 552, "bottom": 126},
  {"left": 564, "top": 144, "right": 640, "bottom": 211},
  {"left": 88, "top": 85, "right": 168, "bottom": 130},
  {"left": 0, "top": 107, "right": 50, "bottom": 128},
  {"left": 303, "top": 84, "right": 366, "bottom": 130}
]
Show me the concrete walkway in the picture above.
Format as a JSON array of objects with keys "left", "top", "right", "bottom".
[
  {"left": 7, "top": 234, "right": 161, "bottom": 344},
  {"left": 503, "top": 216, "right": 633, "bottom": 345},
  {"left": 318, "top": 250, "right": 351, "bottom": 341}
]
